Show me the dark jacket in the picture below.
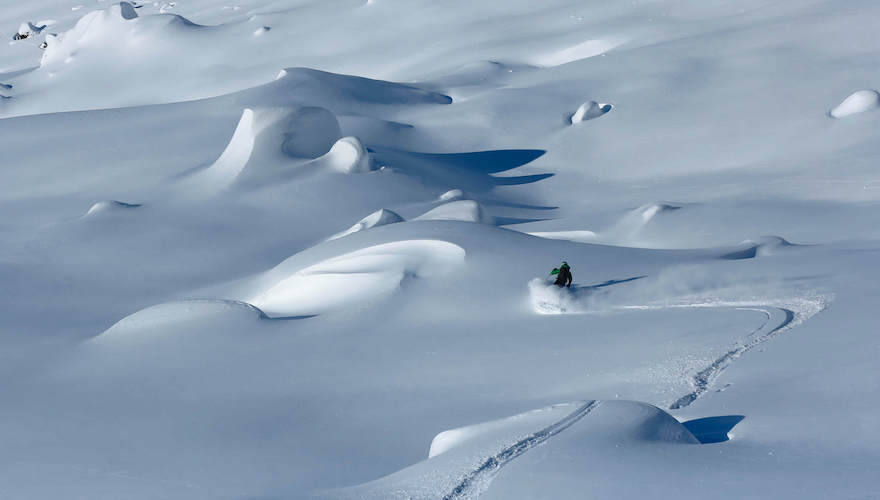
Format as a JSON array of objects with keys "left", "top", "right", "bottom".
[{"left": 554, "top": 265, "right": 572, "bottom": 287}]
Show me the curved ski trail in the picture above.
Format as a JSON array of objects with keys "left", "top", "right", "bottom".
[
  {"left": 442, "top": 400, "right": 600, "bottom": 500},
  {"left": 617, "top": 296, "right": 829, "bottom": 409}
]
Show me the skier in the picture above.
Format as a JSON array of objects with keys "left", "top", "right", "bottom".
[{"left": 550, "top": 261, "right": 573, "bottom": 288}]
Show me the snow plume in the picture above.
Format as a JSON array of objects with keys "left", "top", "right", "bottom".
[{"left": 530, "top": 264, "right": 831, "bottom": 317}]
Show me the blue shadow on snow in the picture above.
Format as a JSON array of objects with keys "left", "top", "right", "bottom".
[
  {"left": 682, "top": 415, "right": 745, "bottom": 444},
  {"left": 577, "top": 275, "right": 647, "bottom": 290},
  {"left": 368, "top": 146, "right": 550, "bottom": 193}
]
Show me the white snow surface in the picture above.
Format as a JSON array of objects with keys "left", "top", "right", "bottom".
[
  {"left": 248, "top": 239, "right": 465, "bottom": 318},
  {"left": 829, "top": 89, "right": 880, "bottom": 118},
  {"left": 2, "top": 0, "right": 880, "bottom": 499},
  {"left": 415, "top": 199, "right": 490, "bottom": 224},
  {"left": 328, "top": 208, "right": 404, "bottom": 241},
  {"left": 570, "top": 100, "right": 612, "bottom": 123}
]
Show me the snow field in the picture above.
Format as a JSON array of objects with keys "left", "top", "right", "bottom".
[{"left": 0, "top": 0, "right": 879, "bottom": 498}]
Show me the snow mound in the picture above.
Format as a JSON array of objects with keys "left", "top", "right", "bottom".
[
  {"left": 249, "top": 240, "right": 465, "bottom": 318},
  {"left": 829, "top": 90, "right": 880, "bottom": 118},
  {"left": 570, "top": 400, "right": 699, "bottom": 444},
  {"left": 96, "top": 299, "right": 264, "bottom": 343},
  {"left": 570, "top": 101, "right": 613, "bottom": 123},
  {"left": 438, "top": 189, "right": 464, "bottom": 201},
  {"left": 328, "top": 209, "right": 404, "bottom": 241},
  {"left": 191, "top": 106, "right": 341, "bottom": 191},
  {"left": 336, "top": 401, "right": 694, "bottom": 499},
  {"left": 599, "top": 202, "right": 681, "bottom": 244},
  {"left": 83, "top": 200, "right": 142, "bottom": 217},
  {"left": 41, "top": 2, "right": 143, "bottom": 67},
  {"left": 415, "top": 200, "right": 491, "bottom": 223},
  {"left": 756, "top": 235, "right": 794, "bottom": 249},
  {"left": 428, "top": 402, "right": 587, "bottom": 459},
  {"left": 333, "top": 402, "right": 595, "bottom": 499},
  {"left": 637, "top": 202, "right": 681, "bottom": 221},
  {"left": 319, "top": 136, "right": 375, "bottom": 173},
  {"left": 272, "top": 67, "right": 453, "bottom": 106},
  {"left": 726, "top": 235, "right": 796, "bottom": 258}
]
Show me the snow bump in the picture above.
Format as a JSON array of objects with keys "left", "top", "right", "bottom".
[
  {"left": 570, "top": 100, "right": 612, "bottom": 124},
  {"left": 250, "top": 240, "right": 465, "bottom": 317},
  {"left": 83, "top": 200, "right": 142, "bottom": 217},
  {"left": 416, "top": 200, "right": 491, "bottom": 224},
  {"left": 328, "top": 209, "right": 404, "bottom": 241},
  {"left": 829, "top": 90, "right": 880, "bottom": 118},
  {"left": 320, "top": 136, "right": 375, "bottom": 173}
]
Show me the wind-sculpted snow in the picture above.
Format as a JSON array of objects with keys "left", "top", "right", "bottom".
[
  {"left": 249, "top": 240, "right": 465, "bottom": 317},
  {"left": 569, "top": 100, "right": 613, "bottom": 124},
  {"left": 184, "top": 106, "right": 342, "bottom": 193},
  {"left": 83, "top": 200, "right": 142, "bottom": 217},
  {"left": 525, "top": 203, "right": 681, "bottom": 247},
  {"left": 2, "top": 0, "right": 880, "bottom": 498},
  {"left": 270, "top": 67, "right": 453, "bottom": 107},
  {"left": 829, "top": 90, "right": 880, "bottom": 118},
  {"left": 416, "top": 200, "right": 491, "bottom": 224},
  {"left": 95, "top": 299, "right": 266, "bottom": 343},
  {"left": 438, "top": 189, "right": 465, "bottom": 202},
  {"left": 321, "top": 136, "right": 375, "bottom": 173},
  {"left": 369, "top": 147, "right": 549, "bottom": 193},
  {"left": 1, "top": 2, "right": 236, "bottom": 116},
  {"left": 324, "top": 400, "right": 697, "bottom": 500},
  {"left": 328, "top": 208, "right": 405, "bottom": 241}
]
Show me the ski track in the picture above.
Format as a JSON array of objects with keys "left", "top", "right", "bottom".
[
  {"left": 341, "top": 296, "right": 827, "bottom": 499},
  {"left": 669, "top": 306, "right": 793, "bottom": 409},
  {"left": 442, "top": 400, "right": 600, "bottom": 500},
  {"left": 613, "top": 297, "right": 829, "bottom": 410}
]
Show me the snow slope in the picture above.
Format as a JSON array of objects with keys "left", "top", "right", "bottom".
[{"left": 1, "top": 1, "right": 879, "bottom": 499}]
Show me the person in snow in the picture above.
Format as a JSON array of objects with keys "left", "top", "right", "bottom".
[{"left": 551, "top": 261, "right": 573, "bottom": 288}]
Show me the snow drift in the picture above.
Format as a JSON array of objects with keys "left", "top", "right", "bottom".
[
  {"left": 570, "top": 100, "right": 613, "bottom": 123},
  {"left": 269, "top": 67, "right": 453, "bottom": 107},
  {"left": 829, "top": 90, "right": 880, "bottom": 118},
  {"left": 328, "top": 209, "right": 404, "bottom": 241},
  {"left": 83, "top": 200, "right": 142, "bottom": 217},
  {"left": 95, "top": 299, "right": 265, "bottom": 344},
  {"left": 415, "top": 200, "right": 491, "bottom": 223},
  {"left": 41, "top": 2, "right": 180, "bottom": 69},
  {"left": 328, "top": 400, "right": 696, "bottom": 500},
  {"left": 188, "top": 106, "right": 341, "bottom": 192},
  {"left": 249, "top": 240, "right": 465, "bottom": 317},
  {"left": 319, "top": 136, "right": 375, "bottom": 173},
  {"left": 438, "top": 189, "right": 465, "bottom": 202}
]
